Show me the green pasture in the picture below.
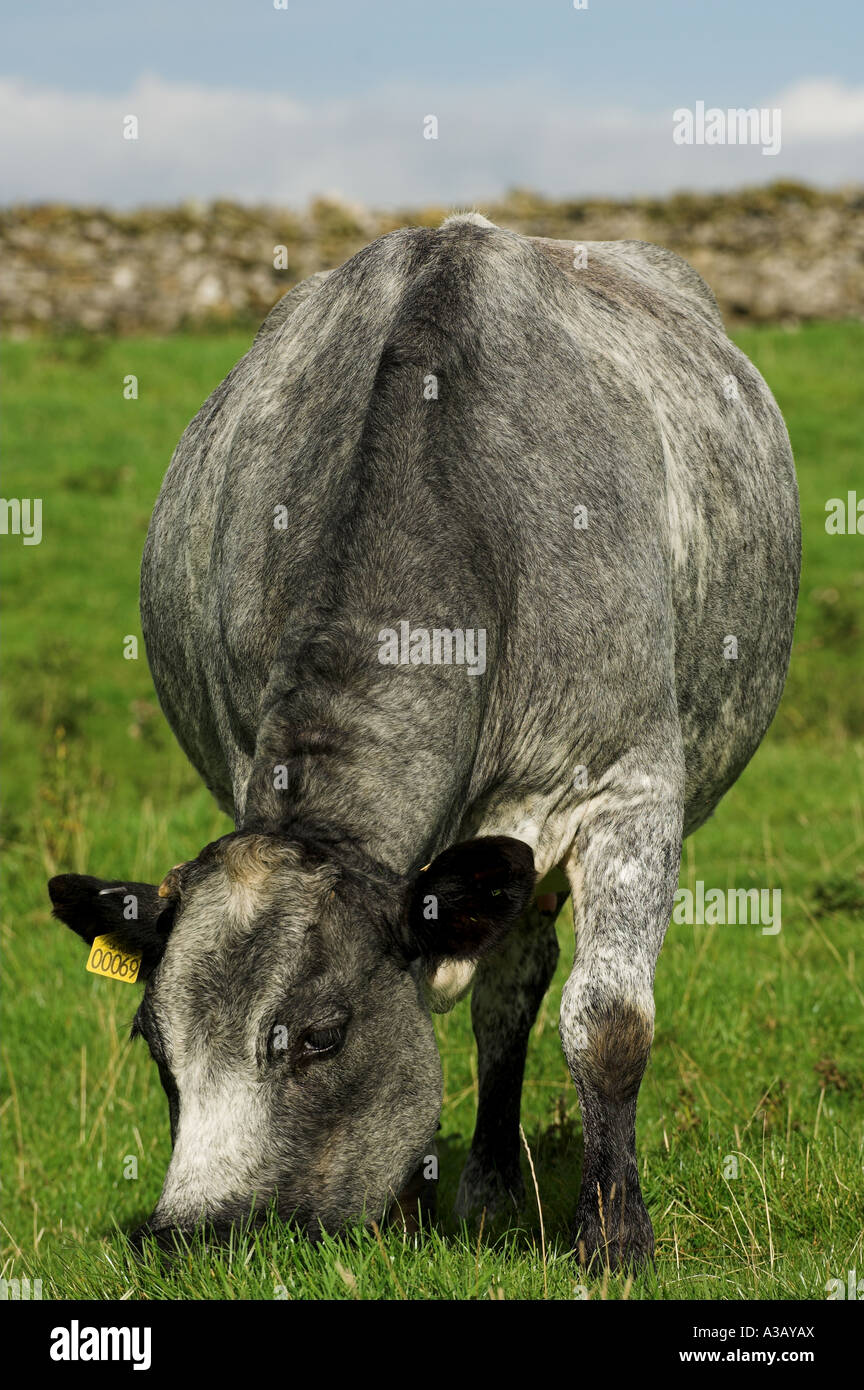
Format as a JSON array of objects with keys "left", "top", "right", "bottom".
[{"left": 1, "top": 321, "right": 861, "bottom": 1299}]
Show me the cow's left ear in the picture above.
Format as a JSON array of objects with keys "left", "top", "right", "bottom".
[
  {"left": 407, "top": 837, "right": 535, "bottom": 964},
  {"left": 48, "top": 874, "right": 175, "bottom": 976}
]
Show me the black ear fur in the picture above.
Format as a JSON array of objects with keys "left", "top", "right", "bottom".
[
  {"left": 408, "top": 836, "right": 535, "bottom": 964},
  {"left": 48, "top": 874, "right": 174, "bottom": 975}
]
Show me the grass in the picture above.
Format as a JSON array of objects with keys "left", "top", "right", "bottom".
[{"left": 1, "top": 321, "right": 862, "bottom": 1300}]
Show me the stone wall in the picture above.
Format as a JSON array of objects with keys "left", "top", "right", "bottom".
[{"left": 2, "top": 182, "right": 862, "bottom": 335}]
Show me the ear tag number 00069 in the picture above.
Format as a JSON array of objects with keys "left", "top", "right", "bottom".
[{"left": 86, "top": 934, "right": 142, "bottom": 984}]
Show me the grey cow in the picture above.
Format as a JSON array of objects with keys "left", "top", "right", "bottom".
[{"left": 49, "top": 214, "right": 800, "bottom": 1268}]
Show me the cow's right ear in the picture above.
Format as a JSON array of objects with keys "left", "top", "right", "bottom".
[{"left": 48, "top": 874, "right": 175, "bottom": 975}]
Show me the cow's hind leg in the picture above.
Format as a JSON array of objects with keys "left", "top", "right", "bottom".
[
  {"left": 454, "top": 895, "right": 562, "bottom": 1223},
  {"left": 562, "top": 761, "right": 683, "bottom": 1270}
]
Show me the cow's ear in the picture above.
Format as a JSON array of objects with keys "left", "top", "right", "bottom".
[
  {"left": 48, "top": 874, "right": 175, "bottom": 974},
  {"left": 407, "top": 837, "right": 535, "bottom": 963}
]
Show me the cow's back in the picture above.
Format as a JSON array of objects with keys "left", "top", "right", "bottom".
[{"left": 141, "top": 217, "right": 799, "bottom": 836}]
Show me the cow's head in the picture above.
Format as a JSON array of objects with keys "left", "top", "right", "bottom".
[{"left": 48, "top": 831, "right": 534, "bottom": 1243}]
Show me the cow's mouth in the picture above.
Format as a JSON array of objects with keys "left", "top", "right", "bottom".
[
  {"left": 383, "top": 1161, "right": 437, "bottom": 1236},
  {"left": 129, "top": 1158, "right": 439, "bottom": 1256}
]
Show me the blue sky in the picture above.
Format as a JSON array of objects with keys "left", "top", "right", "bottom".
[{"left": 2, "top": 1, "right": 862, "bottom": 206}]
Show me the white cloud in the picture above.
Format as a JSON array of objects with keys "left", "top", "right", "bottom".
[
  {"left": 773, "top": 77, "right": 864, "bottom": 139},
  {"left": 1, "top": 73, "right": 861, "bottom": 208}
]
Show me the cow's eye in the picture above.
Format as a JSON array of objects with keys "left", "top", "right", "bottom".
[{"left": 299, "top": 1024, "right": 345, "bottom": 1058}]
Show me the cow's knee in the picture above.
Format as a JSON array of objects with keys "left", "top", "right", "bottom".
[{"left": 562, "top": 991, "right": 653, "bottom": 1106}]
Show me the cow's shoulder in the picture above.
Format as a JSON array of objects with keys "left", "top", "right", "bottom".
[
  {"left": 253, "top": 270, "right": 333, "bottom": 344},
  {"left": 530, "top": 234, "right": 724, "bottom": 331},
  {"left": 594, "top": 240, "right": 724, "bottom": 329}
]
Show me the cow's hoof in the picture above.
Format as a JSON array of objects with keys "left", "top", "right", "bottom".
[
  {"left": 454, "top": 1154, "right": 524, "bottom": 1227},
  {"left": 571, "top": 1198, "right": 655, "bottom": 1273}
]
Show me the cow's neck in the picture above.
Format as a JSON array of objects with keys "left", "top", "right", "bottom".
[{"left": 239, "top": 670, "right": 484, "bottom": 875}]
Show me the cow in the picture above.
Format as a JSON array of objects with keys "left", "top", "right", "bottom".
[{"left": 49, "top": 213, "right": 800, "bottom": 1268}]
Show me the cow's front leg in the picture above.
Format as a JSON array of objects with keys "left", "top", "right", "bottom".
[
  {"left": 561, "top": 768, "right": 683, "bottom": 1270},
  {"left": 455, "top": 896, "right": 562, "bottom": 1223}
]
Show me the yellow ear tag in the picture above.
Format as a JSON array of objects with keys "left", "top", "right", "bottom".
[{"left": 86, "top": 934, "right": 141, "bottom": 984}]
